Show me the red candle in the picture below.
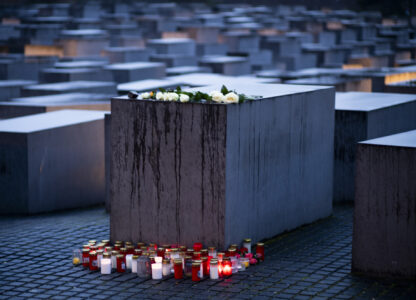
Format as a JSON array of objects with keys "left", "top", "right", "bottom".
[
  {"left": 82, "top": 249, "right": 90, "bottom": 267},
  {"left": 202, "top": 257, "right": 209, "bottom": 276},
  {"left": 89, "top": 251, "right": 98, "bottom": 271},
  {"left": 193, "top": 243, "right": 203, "bottom": 252},
  {"left": 116, "top": 254, "right": 125, "bottom": 273},
  {"left": 222, "top": 258, "right": 232, "bottom": 276},
  {"left": 157, "top": 247, "right": 165, "bottom": 258},
  {"left": 174, "top": 259, "right": 183, "bottom": 279},
  {"left": 256, "top": 243, "right": 265, "bottom": 261},
  {"left": 193, "top": 251, "right": 201, "bottom": 259},
  {"left": 192, "top": 262, "right": 201, "bottom": 282}
]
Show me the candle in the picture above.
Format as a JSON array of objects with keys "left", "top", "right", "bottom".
[
  {"left": 155, "top": 256, "right": 163, "bottom": 264},
  {"left": 137, "top": 253, "right": 151, "bottom": 278},
  {"left": 174, "top": 259, "right": 183, "bottom": 279},
  {"left": 111, "top": 251, "right": 119, "bottom": 269},
  {"left": 82, "top": 249, "right": 90, "bottom": 267},
  {"left": 101, "top": 254, "right": 112, "bottom": 274},
  {"left": 210, "top": 259, "right": 219, "bottom": 280},
  {"left": 256, "top": 243, "right": 265, "bottom": 262},
  {"left": 208, "top": 247, "right": 217, "bottom": 258},
  {"left": 184, "top": 256, "right": 193, "bottom": 277},
  {"left": 116, "top": 254, "right": 126, "bottom": 273},
  {"left": 231, "top": 257, "right": 239, "bottom": 273},
  {"left": 89, "top": 251, "right": 98, "bottom": 271},
  {"left": 243, "top": 238, "right": 252, "bottom": 253},
  {"left": 239, "top": 257, "right": 249, "bottom": 270},
  {"left": 192, "top": 262, "right": 201, "bottom": 282},
  {"left": 222, "top": 258, "right": 232, "bottom": 276},
  {"left": 132, "top": 255, "right": 138, "bottom": 273},
  {"left": 97, "top": 250, "right": 103, "bottom": 268},
  {"left": 126, "top": 254, "right": 133, "bottom": 270},
  {"left": 202, "top": 257, "right": 209, "bottom": 276},
  {"left": 162, "top": 259, "right": 171, "bottom": 276},
  {"left": 152, "top": 263, "right": 163, "bottom": 280},
  {"left": 73, "top": 249, "right": 82, "bottom": 265}
]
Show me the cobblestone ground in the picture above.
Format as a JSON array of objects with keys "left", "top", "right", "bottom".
[{"left": 0, "top": 204, "right": 415, "bottom": 300}]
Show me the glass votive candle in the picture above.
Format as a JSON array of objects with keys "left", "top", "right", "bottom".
[
  {"left": 72, "top": 249, "right": 82, "bottom": 265},
  {"left": 230, "top": 257, "right": 239, "bottom": 274},
  {"left": 191, "top": 261, "right": 201, "bottom": 282},
  {"left": 155, "top": 256, "right": 163, "bottom": 264},
  {"left": 162, "top": 259, "right": 171, "bottom": 276},
  {"left": 132, "top": 255, "right": 138, "bottom": 273},
  {"left": 97, "top": 250, "right": 103, "bottom": 268},
  {"left": 208, "top": 247, "right": 217, "bottom": 258},
  {"left": 193, "top": 243, "right": 203, "bottom": 252},
  {"left": 184, "top": 256, "right": 193, "bottom": 277},
  {"left": 136, "top": 242, "right": 145, "bottom": 249},
  {"left": 105, "top": 246, "right": 113, "bottom": 253},
  {"left": 82, "top": 249, "right": 90, "bottom": 267},
  {"left": 111, "top": 251, "right": 119, "bottom": 269},
  {"left": 116, "top": 254, "right": 126, "bottom": 273},
  {"left": 239, "top": 257, "right": 249, "bottom": 271},
  {"left": 200, "top": 249, "right": 208, "bottom": 257},
  {"left": 256, "top": 243, "right": 265, "bottom": 261},
  {"left": 148, "top": 243, "right": 157, "bottom": 251},
  {"left": 173, "top": 259, "right": 183, "bottom": 279},
  {"left": 230, "top": 244, "right": 238, "bottom": 250},
  {"left": 137, "top": 253, "right": 151, "bottom": 278},
  {"left": 194, "top": 259, "right": 203, "bottom": 279},
  {"left": 134, "top": 249, "right": 142, "bottom": 256},
  {"left": 101, "top": 253, "right": 112, "bottom": 274},
  {"left": 126, "top": 254, "right": 133, "bottom": 270},
  {"left": 113, "top": 243, "right": 121, "bottom": 251},
  {"left": 157, "top": 247, "right": 165, "bottom": 258},
  {"left": 186, "top": 248, "right": 194, "bottom": 256},
  {"left": 201, "top": 257, "right": 209, "bottom": 277},
  {"left": 83, "top": 244, "right": 90, "bottom": 250},
  {"left": 151, "top": 263, "right": 163, "bottom": 280},
  {"left": 222, "top": 257, "right": 232, "bottom": 277},
  {"left": 102, "top": 240, "right": 110, "bottom": 246},
  {"left": 193, "top": 251, "right": 201, "bottom": 259},
  {"left": 126, "top": 245, "right": 135, "bottom": 255},
  {"left": 210, "top": 259, "right": 219, "bottom": 280},
  {"left": 243, "top": 238, "right": 252, "bottom": 253},
  {"left": 89, "top": 251, "right": 98, "bottom": 271}
]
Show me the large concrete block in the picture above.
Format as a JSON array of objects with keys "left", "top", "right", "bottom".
[
  {"left": 105, "top": 62, "right": 166, "bottom": 83},
  {"left": 101, "top": 47, "right": 152, "bottom": 63},
  {"left": 150, "top": 54, "right": 197, "bottom": 68},
  {"left": 334, "top": 92, "right": 416, "bottom": 202},
  {"left": 21, "top": 81, "right": 117, "bottom": 97},
  {"left": 222, "top": 32, "right": 260, "bottom": 53},
  {"left": 0, "top": 80, "right": 37, "bottom": 101},
  {"left": 0, "top": 93, "right": 111, "bottom": 119},
  {"left": 147, "top": 38, "right": 196, "bottom": 56},
  {"left": 110, "top": 83, "right": 335, "bottom": 248},
  {"left": 39, "top": 67, "right": 112, "bottom": 83},
  {"left": 199, "top": 56, "right": 251, "bottom": 76},
  {"left": 0, "top": 110, "right": 106, "bottom": 214},
  {"left": 353, "top": 130, "right": 416, "bottom": 279},
  {"left": 58, "top": 29, "right": 110, "bottom": 57}
]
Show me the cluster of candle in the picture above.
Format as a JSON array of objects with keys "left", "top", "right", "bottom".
[{"left": 73, "top": 239, "right": 265, "bottom": 281}]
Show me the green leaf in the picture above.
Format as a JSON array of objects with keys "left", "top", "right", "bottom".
[
  {"left": 159, "top": 87, "right": 166, "bottom": 93},
  {"left": 221, "top": 85, "right": 229, "bottom": 95},
  {"left": 176, "top": 86, "right": 182, "bottom": 92}
]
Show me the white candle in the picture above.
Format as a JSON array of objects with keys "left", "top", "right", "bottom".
[
  {"left": 101, "top": 258, "right": 112, "bottom": 274},
  {"left": 152, "top": 263, "right": 163, "bottom": 280},
  {"left": 243, "top": 239, "right": 252, "bottom": 253},
  {"left": 132, "top": 258, "right": 137, "bottom": 273},
  {"left": 155, "top": 256, "right": 162, "bottom": 264},
  {"left": 162, "top": 263, "right": 170, "bottom": 276},
  {"left": 97, "top": 253, "right": 103, "bottom": 268},
  {"left": 111, "top": 255, "right": 117, "bottom": 269},
  {"left": 210, "top": 265, "right": 218, "bottom": 280},
  {"left": 126, "top": 254, "right": 133, "bottom": 270}
]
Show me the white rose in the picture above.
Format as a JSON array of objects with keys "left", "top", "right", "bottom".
[
  {"left": 180, "top": 94, "right": 190, "bottom": 102},
  {"left": 162, "top": 93, "right": 169, "bottom": 101},
  {"left": 168, "top": 92, "right": 179, "bottom": 102},
  {"left": 224, "top": 92, "right": 239, "bottom": 103},
  {"left": 156, "top": 92, "right": 163, "bottom": 100},
  {"left": 210, "top": 91, "right": 225, "bottom": 103},
  {"left": 140, "top": 92, "right": 150, "bottom": 99}
]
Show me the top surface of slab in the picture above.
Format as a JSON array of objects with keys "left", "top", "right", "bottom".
[
  {"left": 24, "top": 81, "right": 115, "bottom": 91},
  {"left": 54, "top": 61, "right": 108, "bottom": 68},
  {"left": 335, "top": 92, "right": 416, "bottom": 112},
  {"left": 147, "top": 38, "right": 194, "bottom": 44},
  {"left": 61, "top": 29, "right": 107, "bottom": 36},
  {"left": 117, "top": 79, "right": 179, "bottom": 92},
  {"left": 0, "top": 109, "right": 107, "bottom": 133},
  {"left": 360, "top": 129, "right": 416, "bottom": 148},
  {"left": 0, "top": 80, "right": 37, "bottom": 87},
  {"left": 9, "top": 93, "right": 110, "bottom": 104},
  {"left": 105, "top": 62, "right": 165, "bottom": 70},
  {"left": 167, "top": 73, "right": 277, "bottom": 87},
  {"left": 200, "top": 55, "right": 247, "bottom": 63}
]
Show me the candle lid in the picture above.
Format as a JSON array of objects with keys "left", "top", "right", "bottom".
[
  {"left": 96, "top": 249, "right": 104, "bottom": 254},
  {"left": 125, "top": 241, "right": 132, "bottom": 245},
  {"left": 102, "top": 239, "right": 110, "bottom": 243},
  {"left": 257, "top": 242, "right": 264, "bottom": 246},
  {"left": 103, "top": 253, "right": 111, "bottom": 259},
  {"left": 243, "top": 238, "right": 251, "bottom": 243},
  {"left": 230, "top": 244, "right": 238, "bottom": 249},
  {"left": 105, "top": 246, "right": 113, "bottom": 251},
  {"left": 192, "top": 262, "right": 201, "bottom": 266},
  {"left": 162, "top": 259, "right": 170, "bottom": 264},
  {"left": 111, "top": 250, "right": 119, "bottom": 255},
  {"left": 173, "top": 259, "right": 182, "bottom": 265},
  {"left": 223, "top": 257, "right": 231, "bottom": 262},
  {"left": 210, "top": 259, "right": 218, "bottom": 264},
  {"left": 82, "top": 248, "right": 89, "bottom": 253},
  {"left": 88, "top": 240, "right": 96, "bottom": 244},
  {"left": 120, "top": 247, "right": 127, "bottom": 252},
  {"left": 115, "top": 241, "right": 123, "bottom": 244},
  {"left": 208, "top": 246, "right": 216, "bottom": 251},
  {"left": 116, "top": 254, "right": 124, "bottom": 258},
  {"left": 126, "top": 245, "right": 134, "bottom": 250},
  {"left": 201, "top": 257, "right": 208, "bottom": 262},
  {"left": 134, "top": 249, "right": 142, "bottom": 255},
  {"left": 132, "top": 255, "right": 139, "bottom": 259},
  {"left": 90, "top": 251, "right": 97, "bottom": 255}
]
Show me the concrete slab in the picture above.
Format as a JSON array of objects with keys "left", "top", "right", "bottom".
[
  {"left": 105, "top": 62, "right": 165, "bottom": 83},
  {"left": 21, "top": 81, "right": 117, "bottom": 97}
]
